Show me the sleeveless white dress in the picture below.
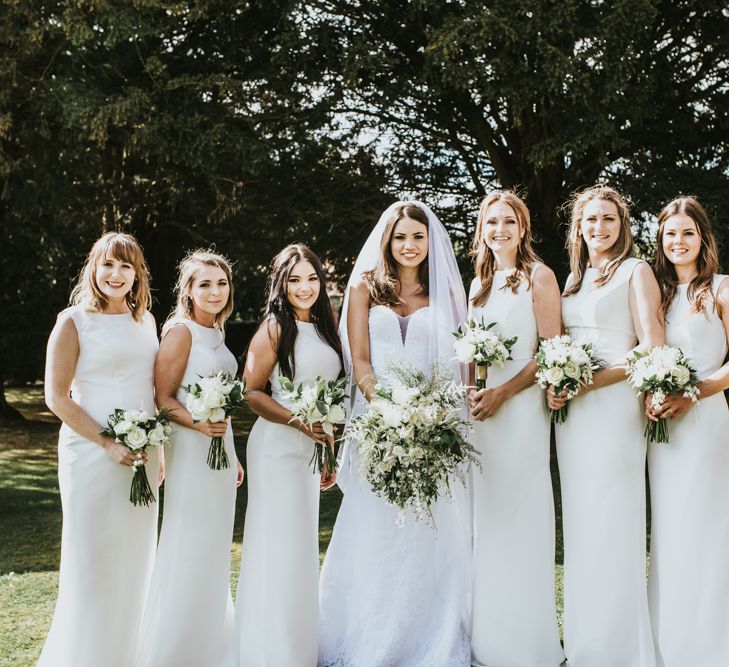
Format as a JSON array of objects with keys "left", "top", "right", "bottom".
[
  {"left": 38, "top": 307, "right": 160, "bottom": 667},
  {"left": 557, "top": 258, "right": 655, "bottom": 667},
  {"left": 234, "top": 320, "right": 341, "bottom": 667},
  {"left": 648, "top": 275, "right": 729, "bottom": 667},
  {"left": 136, "top": 319, "right": 238, "bottom": 667},
  {"left": 469, "top": 269, "right": 564, "bottom": 667},
  {"left": 318, "top": 305, "right": 471, "bottom": 667}
]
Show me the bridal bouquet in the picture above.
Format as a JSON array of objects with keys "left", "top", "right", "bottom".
[
  {"left": 625, "top": 345, "right": 700, "bottom": 444},
  {"left": 101, "top": 408, "right": 172, "bottom": 506},
  {"left": 453, "top": 319, "right": 517, "bottom": 389},
  {"left": 278, "top": 375, "right": 348, "bottom": 473},
  {"left": 535, "top": 335, "right": 600, "bottom": 423},
  {"left": 183, "top": 371, "right": 246, "bottom": 470},
  {"left": 347, "top": 362, "right": 478, "bottom": 525}
]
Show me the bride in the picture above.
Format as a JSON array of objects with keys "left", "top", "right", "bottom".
[{"left": 318, "top": 201, "right": 472, "bottom": 667}]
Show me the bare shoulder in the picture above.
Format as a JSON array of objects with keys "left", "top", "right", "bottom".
[
  {"left": 629, "top": 260, "right": 658, "bottom": 287},
  {"left": 531, "top": 263, "right": 559, "bottom": 293},
  {"left": 160, "top": 321, "right": 192, "bottom": 352},
  {"left": 250, "top": 317, "right": 280, "bottom": 352},
  {"left": 715, "top": 276, "right": 729, "bottom": 315}
]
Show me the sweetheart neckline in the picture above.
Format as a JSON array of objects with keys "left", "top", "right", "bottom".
[{"left": 369, "top": 304, "right": 429, "bottom": 346}]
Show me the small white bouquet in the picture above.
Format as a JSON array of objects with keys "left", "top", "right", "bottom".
[
  {"left": 535, "top": 334, "right": 600, "bottom": 423},
  {"left": 625, "top": 345, "right": 700, "bottom": 444},
  {"left": 278, "top": 375, "right": 348, "bottom": 473},
  {"left": 453, "top": 319, "right": 517, "bottom": 389},
  {"left": 183, "top": 370, "right": 246, "bottom": 470},
  {"left": 101, "top": 408, "right": 172, "bottom": 506},
  {"left": 347, "top": 362, "right": 479, "bottom": 525}
]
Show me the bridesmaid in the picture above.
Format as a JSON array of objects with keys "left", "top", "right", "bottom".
[
  {"left": 39, "top": 232, "right": 160, "bottom": 667},
  {"left": 468, "top": 191, "right": 564, "bottom": 667},
  {"left": 647, "top": 196, "right": 729, "bottom": 666},
  {"left": 548, "top": 185, "right": 663, "bottom": 667},
  {"left": 135, "top": 250, "right": 244, "bottom": 667},
  {"left": 233, "top": 243, "right": 342, "bottom": 666}
]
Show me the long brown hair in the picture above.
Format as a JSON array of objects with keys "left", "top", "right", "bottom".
[
  {"left": 261, "top": 244, "right": 342, "bottom": 380},
  {"left": 654, "top": 196, "right": 720, "bottom": 317},
  {"left": 163, "top": 249, "right": 235, "bottom": 335},
  {"left": 69, "top": 232, "right": 151, "bottom": 321},
  {"left": 470, "top": 190, "right": 542, "bottom": 307},
  {"left": 363, "top": 203, "right": 429, "bottom": 306},
  {"left": 563, "top": 185, "right": 634, "bottom": 297}
]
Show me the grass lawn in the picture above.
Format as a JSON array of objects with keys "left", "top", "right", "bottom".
[{"left": 0, "top": 387, "right": 563, "bottom": 666}]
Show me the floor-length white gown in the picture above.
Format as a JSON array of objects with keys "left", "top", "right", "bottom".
[
  {"left": 318, "top": 305, "right": 471, "bottom": 667},
  {"left": 648, "top": 275, "right": 729, "bottom": 667},
  {"left": 38, "top": 307, "right": 160, "bottom": 667},
  {"left": 234, "top": 320, "right": 341, "bottom": 667},
  {"left": 135, "top": 319, "right": 238, "bottom": 667},
  {"left": 469, "top": 269, "right": 564, "bottom": 667},
  {"left": 557, "top": 258, "right": 655, "bottom": 667}
]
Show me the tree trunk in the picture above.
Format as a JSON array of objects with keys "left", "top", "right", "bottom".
[{"left": 0, "top": 369, "right": 24, "bottom": 422}]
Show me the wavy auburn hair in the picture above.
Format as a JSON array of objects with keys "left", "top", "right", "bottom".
[
  {"left": 470, "top": 190, "right": 542, "bottom": 307},
  {"left": 69, "top": 232, "right": 151, "bottom": 321},
  {"left": 363, "top": 203, "right": 429, "bottom": 307},
  {"left": 654, "top": 196, "right": 719, "bottom": 318},
  {"left": 563, "top": 185, "right": 634, "bottom": 297},
  {"left": 163, "top": 249, "right": 235, "bottom": 335},
  {"left": 261, "top": 244, "right": 342, "bottom": 380}
]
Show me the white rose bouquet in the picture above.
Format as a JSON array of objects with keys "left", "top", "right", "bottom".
[
  {"left": 347, "top": 362, "right": 479, "bottom": 526},
  {"left": 453, "top": 319, "right": 517, "bottom": 389},
  {"left": 183, "top": 370, "right": 246, "bottom": 470},
  {"left": 535, "top": 334, "right": 600, "bottom": 424},
  {"left": 278, "top": 375, "right": 348, "bottom": 473},
  {"left": 625, "top": 345, "right": 700, "bottom": 444},
  {"left": 101, "top": 408, "right": 172, "bottom": 506}
]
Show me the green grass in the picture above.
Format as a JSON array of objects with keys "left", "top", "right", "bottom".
[{"left": 0, "top": 387, "right": 563, "bottom": 666}]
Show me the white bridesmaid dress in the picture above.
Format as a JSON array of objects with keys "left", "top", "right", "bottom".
[
  {"left": 318, "top": 305, "right": 471, "bottom": 667},
  {"left": 136, "top": 319, "right": 238, "bottom": 667},
  {"left": 648, "top": 275, "right": 729, "bottom": 667},
  {"left": 557, "top": 258, "right": 655, "bottom": 667},
  {"left": 234, "top": 319, "right": 341, "bottom": 666},
  {"left": 38, "top": 307, "right": 160, "bottom": 667},
  {"left": 469, "top": 269, "right": 564, "bottom": 667}
]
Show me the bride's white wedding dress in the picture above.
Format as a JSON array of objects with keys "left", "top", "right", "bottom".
[{"left": 318, "top": 304, "right": 471, "bottom": 667}]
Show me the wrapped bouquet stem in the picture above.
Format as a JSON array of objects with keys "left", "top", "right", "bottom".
[
  {"left": 453, "top": 318, "right": 517, "bottom": 390},
  {"left": 101, "top": 408, "right": 172, "bottom": 506},
  {"left": 278, "top": 375, "right": 348, "bottom": 473},
  {"left": 183, "top": 371, "right": 246, "bottom": 470}
]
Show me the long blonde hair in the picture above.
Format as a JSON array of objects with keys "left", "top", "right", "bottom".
[
  {"left": 470, "top": 190, "right": 541, "bottom": 307},
  {"left": 163, "top": 249, "right": 235, "bottom": 335},
  {"left": 563, "top": 185, "right": 634, "bottom": 297},
  {"left": 69, "top": 232, "right": 151, "bottom": 321},
  {"left": 654, "top": 196, "right": 719, "bottom": 318}
]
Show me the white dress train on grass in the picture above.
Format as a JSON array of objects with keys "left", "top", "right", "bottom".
[
  {"left": 135, "top": 319, "right": 238, "bottom": 667},
  {"left": 318, "top": 305, "right": 472, "bottom": 667},
  {"left": 557, "top": 258, "right": 655, "bottom": 667},
  {"left": 234, "top": 319, "right": 341, "bottom": 667},
  {"left": 648, "top": 275, "right": 729, "bottom": 667},
  {"left": 38, "top": 307, "right": 160, "bottom": 667},
  {"left": 469, "top": 269, "right": 564, "bottom": 667}
]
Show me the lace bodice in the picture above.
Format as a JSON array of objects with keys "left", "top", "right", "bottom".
[
  {"left": 269, "top": 320, "right": 342, "bottom": 410},
  {"left": 562, "top": 257, "right": 642, "bottom": 364},
  {"left": 368, "top": 305, "right": 430, "bottom": 382},
  {"left": 665, "top": 275, "right": 728, "bottom": 380}
]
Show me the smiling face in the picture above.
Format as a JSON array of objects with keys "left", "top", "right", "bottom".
[
  {"left": 390, "top": 216, "right": 428, "bottom": 268},
  {"left": 661, "top": 213, "right": 702, "bottom": 269},
  {"left": 580, "top": 198, "right": 621, "bottom": 261},
  {"left": 95, "top": 255, "right": 136, "bottom": 303},
  {"left": 189, "top": 265, "right": 230, "bottom": 319},
  {"left": 287, "top": 259, "right": 321, "bottom": 319},
  {"left": 483, "top": 201, "right": 523, "bottom": 260}
]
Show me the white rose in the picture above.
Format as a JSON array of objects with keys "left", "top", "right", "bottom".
[
  {"left": 391, "top": 385, "right": 419, "bottom": 407},
  {"left": 126, "top": 409, "right": 143, "bottom": 423},
  {"left": 208, "top": 407, "right": 226, "bottom": 423},
  {"left": 328, "top": 404, "right": 346, "bottom": 423},
  {"left": 113, "top": 420, "right": 133, "bottom": 436},
  {"left": 147, "top": 424, "right": 167, "bottom": 447},
  {"left": 125, "top": 427, "right": 148, "bottom": 450},
  {"left": 137, "top": 410, "right": 151, "bottom": 423},
  {"left": 377, "top": 402, "right": 404, "bottom": 428},
  {"left": 186, "top": 396, "right": 211, "bottom": 422},
  {"left": 201, "top": 389, "right": 225, "bottom": 410},
  {"left": 563, "top": 360, "right": 580, "bottom": 380},
  {"left": 453, "top": 339, "right": 477, "bottom": 363},
  {"left": 570, "top": 347, "right": 590, "bottom": 366},
  {"left": 672, "top": 365, "right": 690, "bottom": 386},
  {"left": 544, "top": 366, "right": 565, "bottom": 385},
  {"left": 301, "top": 385, "right": 318, "bottom": 405}
]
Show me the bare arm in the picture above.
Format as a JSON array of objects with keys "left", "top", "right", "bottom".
[
  {"left": 154, "top": 325, "right": 227, "bottom": 439},
  {"left": 348, "top": 280, "right": 377, "bottom": 401},
  {"left": 45, "top": 312, "right": 143, "bottom": 466},
  {"left": 698, "top": 277, "right": 729, "bottom": 398}
]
